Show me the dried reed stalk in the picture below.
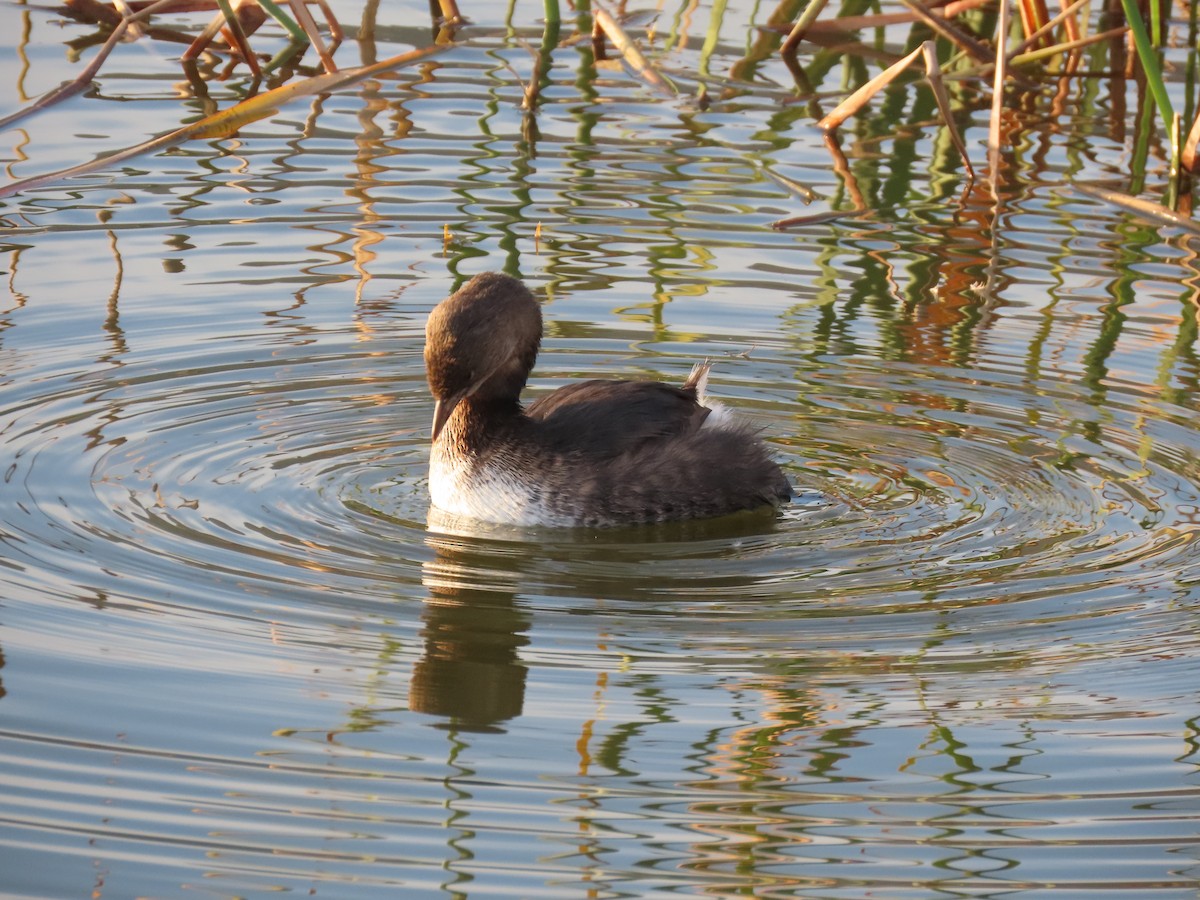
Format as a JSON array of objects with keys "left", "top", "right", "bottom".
[
  {"left": 989, "top": 0, "right": 1009, "bottom": 170},
  {"left": 1016, "top": 0, "right": 1051, "bottom": 49},
  {"left": 287, "top": 0, "right": 337, "bottom": 71},
  {"left": 1008, "top": 0, "right": 1090, "bottom": 57},
  {"left": 781, "top": 0, "right": 829, "bottom": 56}
]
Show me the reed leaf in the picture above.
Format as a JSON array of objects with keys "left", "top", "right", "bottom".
[
  {"left": 1117, "top": 0, "right": 1173, "bottom": 121},
  {"left": 256, "top": 0, "right": 304, "bottom": 41}
]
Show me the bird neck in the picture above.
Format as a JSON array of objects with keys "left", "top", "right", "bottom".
[{"left": 440, "top": 396, "right": 526, "bottom": 453}]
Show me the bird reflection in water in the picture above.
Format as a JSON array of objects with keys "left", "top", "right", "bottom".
[{"left": 411, "top": 519, "right": 533, "bottom": 731}]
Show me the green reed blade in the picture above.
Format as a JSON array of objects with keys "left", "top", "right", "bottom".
[
  {"left": 783, "top": 0, "right": 830, "bottom": 56},
  {"left": 1118, "top": 0, "right": 1173, "bottom": 121},
  {"left": 256, "top": 0, "right": 306, "bottom": 42}
]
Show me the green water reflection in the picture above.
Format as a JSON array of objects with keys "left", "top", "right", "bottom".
[{"left": 2, "top": 0, "right": 1200, "bottom": 896}]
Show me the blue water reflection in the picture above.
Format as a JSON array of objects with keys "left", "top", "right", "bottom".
[{"left": 2, "top": 0, "right": 1200, "bottom": 896}]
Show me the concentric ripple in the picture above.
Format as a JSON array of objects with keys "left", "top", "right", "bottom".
[
  {"left": 5, "top": 324, "right": 1197, "bottom": 667},
  {"left": 3, "top": 2, "right": 1200, "bottom": 887},
  {"left": 3, "top": 314, "right": 1199, "bottom": 897}
]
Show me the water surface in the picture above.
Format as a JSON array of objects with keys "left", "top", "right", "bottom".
[{"left": 2, "top": 0, "right": 1199, "bottom": 896}]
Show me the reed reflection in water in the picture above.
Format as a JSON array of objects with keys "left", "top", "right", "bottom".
[{"left": 2, "top": 0, "right": 1200, "bottom": 896}]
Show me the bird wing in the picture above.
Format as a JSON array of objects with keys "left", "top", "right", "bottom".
[{"left": 525, "top": 379, "right": 710, "bottom": 457}]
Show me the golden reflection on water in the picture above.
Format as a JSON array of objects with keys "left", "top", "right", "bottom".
[{"left": 2, "top": 0, "right": 1200, "bottom": 896}]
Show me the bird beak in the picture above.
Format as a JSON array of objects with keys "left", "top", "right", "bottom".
[
  {"left": 430, "top": 364, "right": 504, "bottom": 442},
  {"left": 431, "top": 396, "right": 460, "bottom": 443}
]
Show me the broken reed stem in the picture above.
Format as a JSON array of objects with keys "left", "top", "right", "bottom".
[
  {"left": 213, "top": 0, "right": 262, "bottom": 75},
  {"left": 817, "top": 44, "right": 924, "bottom": 131},
  {"left": 436, "top": 0, "right": 462, "bottom": 25},
  {"left": 0, "top": 24, "right": 127, "bottom": 129},
  {"left": 817, "top": 40, "right": 973, "bottom": 178},
  {"left": 1075, "top": 182, "right": 1200, "bottom": 233},
  {"left": 1015, "top": 0, "right": 1051, "bottom": 49},
  {"left": 1183, "top": 105, "right": 1200, "bottom": 172},
  {"left": 921, "top": 41, "right": 974, "bottom": 179},
  {"left": 797, "top": 0, "right": 990, "bottom": 34},
  {"left": 1058, "top": 0, "right": 1081, "bottom": 42},
  {"left": 773, "top": 131, "right": 867, "bottom": 226},
  {"left": 315, "top": 0, "right": 342, "bottom": 42},
  {"left": 0, "top": 42, "right": 451, "bottom": 199},
  {"left": 182, "top": 13, "right": 228, "bottom": 61},
  {"left": 771, "top": 208, "right": 870, "bottom": 229}
]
